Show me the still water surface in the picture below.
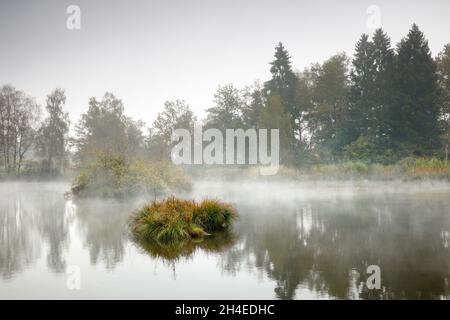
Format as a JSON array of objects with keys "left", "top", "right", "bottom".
[{"left": 1, "top": 181, "right": 450, "bottom": 299}]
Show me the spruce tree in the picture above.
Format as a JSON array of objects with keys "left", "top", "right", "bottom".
[
  {"left": 347, "top": 33, "right": 375, "bottom": 142},
  {"left": 264, "top": 42, "right": 299, "bottom": 136},
  {"left": 393, "top": 24, "right": 441, "bottom": 154},
  {"left": 371, "top": 28, "right": 395, "bottom": 151}
]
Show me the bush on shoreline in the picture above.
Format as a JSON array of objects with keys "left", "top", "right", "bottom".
[
  {"left": 71, "top": 153, "right": 191, "bottom": 198},
  {"left": 130, "top": 197, "right": 238, "bottom": 244},
  {"left": 295, "top": 158, "right": 449, "bottom": 180}
]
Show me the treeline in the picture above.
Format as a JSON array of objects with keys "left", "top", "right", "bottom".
[
  {"left": 1, "top": 24, "right": 449, "bottom": 178},
  {"left": 198, "top": 24, "right": 450, "bottom": 165}
]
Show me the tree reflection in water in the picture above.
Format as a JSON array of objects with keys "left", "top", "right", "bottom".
[
  {"left": 1, "top": 182, "right": 450, "bottom": 300},
  {"left": 74, "top": 199, "right": 132, "bottom": 269},
  {"left": 219, "top": 194, "right": 450, "bottom": 299},
  {"left": 0, "top": 183, "right": 70, "bottom": 279}
]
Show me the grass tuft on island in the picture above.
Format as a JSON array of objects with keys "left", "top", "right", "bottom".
[{"left": 130, "top": 197, "right": 238, "bottom": 243}]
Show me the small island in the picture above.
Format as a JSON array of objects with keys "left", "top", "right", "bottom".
[{"left": 130, "top": 197, "right": 238, "bottom": 243}]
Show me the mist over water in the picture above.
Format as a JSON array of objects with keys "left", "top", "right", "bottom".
[{"left": 1, "top": 180, "right": 450, "bottom": 299}]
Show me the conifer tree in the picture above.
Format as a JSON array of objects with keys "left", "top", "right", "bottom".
[
  {"left": 393, "top": 24, "right": 441, "bottom": 154},
  {"left": 264, "top": 42, "right": 299, "bottom": 136},
  {"left": 371, "top": 28, "right": 395, "bottom": 151},
  {"left": 347, "top": 33, "right": 375, "bottom": 141}
]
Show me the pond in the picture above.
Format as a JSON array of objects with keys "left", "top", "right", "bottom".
[{"left": 1, "top": 180, "right": 450, "bottom": 299}]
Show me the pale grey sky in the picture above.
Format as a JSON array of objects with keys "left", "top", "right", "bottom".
[{"left": 1, "top": 0, "right": 449, "bottom": 126}]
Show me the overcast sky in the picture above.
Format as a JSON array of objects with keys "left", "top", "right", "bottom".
[{"left": 1, "top": 0, "right": 449, "bottom": 126}]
